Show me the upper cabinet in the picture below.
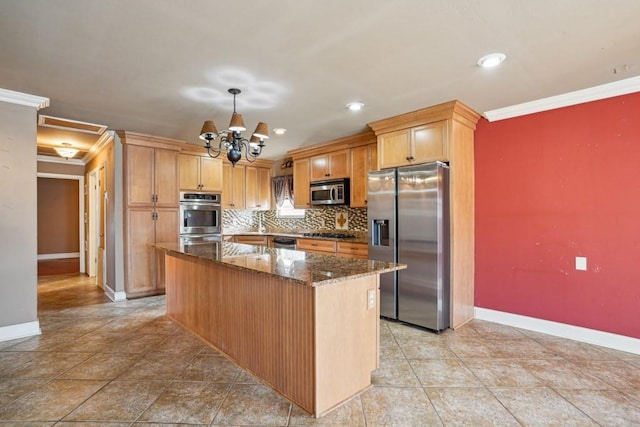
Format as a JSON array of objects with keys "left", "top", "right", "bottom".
[
  {"left": 179, "top": 153, "right": 222, "bottom": 192},
  {"left": 221, "top": 158, "right": 273, "bottom": 210},
  {"left": 222, "top": 163, "right": 246, "bottom": 209},
  {"left": 289, "top": 131, "right": 377, "bottom": 209},
  {"left": 125, "top": 141, "right": 179, "bottom": 208},
  {"left": 350, "top": 143, "right": 377, "bottom": 208},
  {"left": 310, "top": 149, "right": 350, "bottom": 181},
  {"left": 292, "top": 158, "right": 311, "bottom": 209},
  {"left": 245, "top": 165, "right": 271, "bottom": 210},
  {"left": 377, "top": 121, "right": 446, "bottom": 169}
]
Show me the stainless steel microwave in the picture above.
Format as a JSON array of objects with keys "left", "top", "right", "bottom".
[{"left": 310, "top": 178, "right": 349, "bottom": 206}]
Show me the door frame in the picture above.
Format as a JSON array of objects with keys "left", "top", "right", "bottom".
[{"left": 36, "top": 172, "right": 85, "bottom": 274}]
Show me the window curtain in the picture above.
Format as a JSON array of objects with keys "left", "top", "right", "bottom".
[{"left": 272, "top": 175, "right": 294, "bottom": 207}]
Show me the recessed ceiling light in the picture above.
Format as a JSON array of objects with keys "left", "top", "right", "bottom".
[
  {"left": 477, "top": 53, "right": 506, "bottom": 68},
  {"left": 273, "top": 128, "right": 287, "bottom": 135},
  {"left": 346, "top": 102, "right": 364, "bottom": 111}
]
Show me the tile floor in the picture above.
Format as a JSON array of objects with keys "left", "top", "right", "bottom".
[{"left": 1, "top": 274, "right": 639, "bottom": 426}]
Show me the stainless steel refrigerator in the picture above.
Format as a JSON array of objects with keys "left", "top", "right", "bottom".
[{"left": 367, "top": 162, "right": 450, "bottom": 331}]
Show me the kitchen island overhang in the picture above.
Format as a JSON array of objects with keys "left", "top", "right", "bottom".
[{"left": 156, "top": 241, "right": 405, "bottom": 417}]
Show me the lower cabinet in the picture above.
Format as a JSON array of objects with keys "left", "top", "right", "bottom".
[
  {"left": 336, "top": 241, "right": 368, "bottom": 259},
  {"left": 296, "top": 238, "right": 337, "bottom": 254},
  {"left": 125, "top": 207, "right": 178, "bottom": 298},
  {"left": 294, "top": 238, "right": 368, "bottom": 258},
  {"left": 233, "top": 235, "right": 269, "bottom": 246}
]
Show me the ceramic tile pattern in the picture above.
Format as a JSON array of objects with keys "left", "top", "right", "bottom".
[{"left": 1, "top": 274, "right": 639, "bottom": 426}]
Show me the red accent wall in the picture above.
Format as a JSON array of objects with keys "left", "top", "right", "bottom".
[{"left": 475, "top": 92, "right": 640, "bottom": 339}]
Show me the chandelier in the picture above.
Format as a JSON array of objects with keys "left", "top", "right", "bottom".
[{"left": 199, "top": 88, "right": 269, "bottom": 166}]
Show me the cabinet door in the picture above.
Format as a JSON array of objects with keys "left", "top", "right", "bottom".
[
  {"left": 126, "top": 208, "right": 156, "bottom": 294},
  {"left": 336, "top": 241, "right": 368, "bottom": 259},
  {"left": 293, "top": 158, "right": 310, "bottom": 209},
  {"left": 310, "top": 154, "right": 329, "bottom": 181},
  {"left": 297, "top": 238, "right": 336, "bottom": 254},
  {"left": 245, "top": 166, "right": 258, "bottom": 209},
  {"left": 154, "top": 208, "right": 179, "bottom": 290},
  {"left": 200, "top": 157, "right": 223, "bottom": 192},
  {"left": 154, "top": 148, "right": 179, "bottom": 207},
  {"left": 127, "top": 145, "right": 155, "bottom": 206},
  {"left": 377, "top": 129, "right": 412, "bottom": 169},
  {"left": 328, "top": 149, "right": 350, "bottom": 178},
  {"left": 179, "top": 154, "right": 201, "bottom": 191},
  {"left": 257, "top": 167, "right": 271, "bottom": 210},
  {"left": 350, "top": 144, "right": 376, "bottom": 208},
  {"left": 411, "top": 121, "right": 447, "bottom": 163},
  {"left": 223, "top": 163, "right": 246, "bottom": 209}
]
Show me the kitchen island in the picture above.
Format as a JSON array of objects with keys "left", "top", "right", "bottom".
[{"left": 156, "top": 241, "right": 404, "bottom": 417}]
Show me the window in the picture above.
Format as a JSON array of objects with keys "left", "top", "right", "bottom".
[
  {"left": 277, "top": 198, "right": 305, "bottom": 218},
  {"left": 273, "top": 175, "right": 305, "bottom": 218}
]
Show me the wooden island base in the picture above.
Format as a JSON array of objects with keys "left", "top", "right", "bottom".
[{"left": 164, "top": 252, "right": 380, "bottom": 417}]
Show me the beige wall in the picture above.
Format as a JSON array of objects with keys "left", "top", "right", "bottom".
[
  {"left": 0, "top": 99, "right": 39, "bottom": 330},
  {"left": 85, "top": 133, "right": 125, "bottom": 296},
  {"left": 37, "top": 177, "right": 80, "bottom": 254},
  {"left": 37, "top": 161, "right": 85, "bottom": 175}
]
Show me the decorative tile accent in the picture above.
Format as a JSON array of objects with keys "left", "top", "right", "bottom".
[{"left": 223, "top": 207, "right": 368, "bottom": 233}]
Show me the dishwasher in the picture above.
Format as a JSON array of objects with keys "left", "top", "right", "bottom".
[{"left": 272, "top": 237, "right": 297, "bottom": 249}]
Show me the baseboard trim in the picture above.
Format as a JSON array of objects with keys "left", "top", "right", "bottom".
[
  {"left": 37, "top": 252, "right": 80, "bottom": 260},
  {"left": 474, "top": 307, "right": 640, "bottom": 356},
  {"left": 104, "top": 286, "right": 127, "bottom": 302},
  {"left": 0, "top": 321, "right": 41, "bottom": 342}
]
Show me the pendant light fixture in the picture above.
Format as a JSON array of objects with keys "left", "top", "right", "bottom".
[{"left": 199, "top": 88, "right": 269, "bottom": 166}]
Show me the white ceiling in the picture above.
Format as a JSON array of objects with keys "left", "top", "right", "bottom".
[{"left": 2, "top": 0, "right": 639, "bottom": 161}]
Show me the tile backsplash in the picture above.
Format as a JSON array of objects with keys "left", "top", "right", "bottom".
[{"left": 223, "top": 206, "right": 368, "bottom": 233}]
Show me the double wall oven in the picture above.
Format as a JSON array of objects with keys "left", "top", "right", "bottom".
[{"left": 179, "top": 191, "right": 222, "bottom": 243}]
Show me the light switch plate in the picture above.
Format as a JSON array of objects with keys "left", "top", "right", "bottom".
[{"left": 575, "top": 256, "right": 587, "bottom": 271}]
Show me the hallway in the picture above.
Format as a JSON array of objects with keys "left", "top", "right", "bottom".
[{"left": 0, "top": 274, "right": 639, "bottom": 425}]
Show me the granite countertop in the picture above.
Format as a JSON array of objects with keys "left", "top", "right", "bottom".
[
  {"left": 224, "top": 230, "right": 369, "bottom": 244},
  {"left": 156, "top": 241, "right": 404, "bottom": 287}
]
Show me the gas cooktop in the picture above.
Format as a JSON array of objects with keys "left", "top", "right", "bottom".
[{"left": 302, "top": 232, "right": 356, "bottom": 239}]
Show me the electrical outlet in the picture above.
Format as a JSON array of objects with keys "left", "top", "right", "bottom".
[
  {"left": 367, "top": 289, "right": 376, "bottom": 310},
  {"left": 575, "top": 256, "right": 587, "bottom": 271}
]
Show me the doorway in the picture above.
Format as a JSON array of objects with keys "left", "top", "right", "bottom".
[
  {"left": 36, "top": 173, "right": 85, "bottom": 276},
  {"left": 88, "top": 163, "right": 107, "bottom": 288}
]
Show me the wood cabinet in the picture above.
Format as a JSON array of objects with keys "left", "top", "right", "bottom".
[
  {"left": 368, "top": 100, "right": 481, "bottom": 328},
  {"left": 222, "top": 163, "right": 246, "bottom": 209},
  {"left": 126, "top": 144, "right": 179, "bottom": 207},
  {"left": 297, "top": 238, "right": 337, "bottom": 254},
  {"left": 292, "top": 157, "right": 311, "bottom": 209},
  {"left": 234, "top": 235, "right": 269, "bottom": 246},
  {"left": 377, "top": 120, "right": 447, "bottom": 169},
  {"left": 350, "top": 143, "right": 377, "bottom": 208},
  {"left": 336, "top": 241, "right": 368, "bottom": 259},
  {"left": 179, "top": 153, "right": 222, "bottom": 192},
  {"left": 245, "top": 166, "right": 271, "bottom": 210},
  {"left": 289, "top": 131, "right": 377, "bottom": 209},
  {"left": 126, "top": 207, "right": 179, "bottom": 296},
  {"left": 120, "top": 131, "right": 181, "bottom": 298},
  {"left": 310, "top": 149, "right": 350, "bottom": 181}
]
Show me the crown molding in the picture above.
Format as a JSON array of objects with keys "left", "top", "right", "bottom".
[
  {"left": 483, "top": 75, "right": 640, "bottom": 122},
  {"left": 83, "top": 130, "right": 114, "bottom": 164},
  {"left": 37, "top": 154, "right": 84, "bottom": 166},
  {"left": 0, "top": 88, "right": 49, "bottom": 110}
]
